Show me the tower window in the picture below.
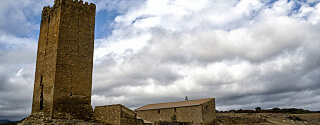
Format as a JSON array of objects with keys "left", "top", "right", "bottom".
[
  {"left": 174, "top": 107, "right": 176, "bottom": 112},
  {"left": 40, "top": 75, "right": 43, "bottom": 84},
  {"left": 40, "top": 75, "right": 44, "bottom": 110},
  {"left": 158, "top": 110, "right": 160, "bottom": 114}
]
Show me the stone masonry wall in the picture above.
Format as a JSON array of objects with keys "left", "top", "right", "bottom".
[
  {"left": 31, "top": 0, "right": 95, "bottom": 120},
  {"left": 52, "top": 0, "right": 95, "bottom": 120},
  {"left": 121, "top": 105, "right": 136, "bottom": 119},
  {"left": 32, "top": 0, "right": 63, "bottom": 116},
  {"left": 120, "top": 106, "right": 139, "bottom": 125},
  {"left": 136, "top": 106, "right": 202, "bottom": 124},
  {"left": 94, "top": 104, "right": 143, "bottom": 125},
  {"left": 94, "top": 105, "right": 121, "bottom": 125},
  {"left": 201, "top": 99, "right": 216, "bottom": 125}
]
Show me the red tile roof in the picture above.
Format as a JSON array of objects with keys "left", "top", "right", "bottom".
[{"left": 135, "top": 98, "right": 214, "bottom": 111}]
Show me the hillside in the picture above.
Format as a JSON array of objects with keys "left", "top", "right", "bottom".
[{"left": 217, "top": 113, "right": 320, "bottom": 125}]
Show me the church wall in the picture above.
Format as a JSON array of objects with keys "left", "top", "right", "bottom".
[
  {"left": 136, "top": 106, "right": 202, "bottom": 124},
  {"left": 201, "top": 99, "right": 216, "bottom": 125},
  {"left": 136, "top": 99, "right": 216, "bottom": 125}
]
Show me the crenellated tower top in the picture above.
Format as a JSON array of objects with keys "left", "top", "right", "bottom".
[
  {"left": 53, "top": 0, "right": 96, "bottom": 8},
  {"left": 42, "top": 0, "right": 96, "bottom": 20}
]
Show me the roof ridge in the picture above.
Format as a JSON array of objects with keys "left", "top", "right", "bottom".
[
  {"left": 143, "top": 98, "right": 213, "bottom": 106},
  {"left": 135, "top": 98, "right": 214, "bottom": 111}
]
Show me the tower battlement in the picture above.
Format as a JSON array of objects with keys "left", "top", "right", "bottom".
[
  {"left": 42, "top": 0, "right": 95, "bottom": 20},
  {"left": 55, "top": 0, "right": 96, "bottom": 9}
]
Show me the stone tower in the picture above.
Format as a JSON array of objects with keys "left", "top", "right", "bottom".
[{"left": 31, "top": 0, "right": 95, "bottom": 120}]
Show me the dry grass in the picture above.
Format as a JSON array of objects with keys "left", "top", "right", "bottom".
[{"left": 216, "top": 113, "right": 320, "bottom": 125}]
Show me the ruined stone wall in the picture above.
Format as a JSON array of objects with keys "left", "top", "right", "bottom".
[
  {"left": 31, "top": 0, "right": 95, "bottom": 120},
  {"left": 136, "top": 106, "right": 203, "bottom": 124},
  {"left": 120, "top": 118, "right": 137, "bottom": 125},
  {"left": 201, "top": 99, "right": 216, "bottom": 125},
  {"left": 135, "top": 118, "right": 145, "bottom": 125},
  {"left": 94, "top": 105, "right": 121, "bottom": 125},
  {"left": 94, "top": 104, "right": 140, "bottom": 125},
  {"left": 121, "top": 105, "right": 136, "bottom": 119},
  {"left": 120, "top": 106, "right": 138, "bottom": 125}
]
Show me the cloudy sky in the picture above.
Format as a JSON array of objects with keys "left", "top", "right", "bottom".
[{"left": 1, "top": 0, "right": 320, "bottom": 121}]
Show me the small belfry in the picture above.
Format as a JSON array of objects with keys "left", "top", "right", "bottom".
[{"left": 31, "top": 0, "right": 95, "bottom": 120}]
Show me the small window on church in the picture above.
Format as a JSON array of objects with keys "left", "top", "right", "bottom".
[
  {"left": 70, "top": 93, "right": 72, "bottom": 96},
  {"left": 158, "top": 110, "right": 160, "bottom": 114},
  {"left": 174, "top": 108, "right": 176, "bottom": 112},
  {"left": 206, "top": 105, "right": 209, "bottom": 110}
]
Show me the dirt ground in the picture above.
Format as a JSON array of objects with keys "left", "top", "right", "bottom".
[{"left": 216, "top": 113, "right": 320, "bottom": 125}]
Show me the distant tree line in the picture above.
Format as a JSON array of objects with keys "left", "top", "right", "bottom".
[{"left": 217, "top": 107, "right": 320, "bottom": 114}]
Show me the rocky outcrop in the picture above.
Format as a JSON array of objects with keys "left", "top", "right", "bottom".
[{"left": 18, "top": 112, "right": 103, "bottom": 125}]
